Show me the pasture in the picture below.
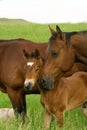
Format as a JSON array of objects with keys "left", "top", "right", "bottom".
[{"left": 0, "top": 19, "right": 87, "bottom": 130}]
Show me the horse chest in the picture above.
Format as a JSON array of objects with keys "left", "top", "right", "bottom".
[{"left": 41, "top": 92, "right": 57, "bottom": 114}]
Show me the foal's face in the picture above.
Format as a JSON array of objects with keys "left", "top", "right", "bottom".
[
  {"left": 23, "top": 50, "right": 43, "bottom": 90},
  {"left": 39, "top": 25, "right": 75, "bottom": 90}
]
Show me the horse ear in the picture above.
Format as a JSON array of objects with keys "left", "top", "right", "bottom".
[
  {"left": 23, "top": 49, "right": 30, "bottom": 59},
  {"left": 48, "top": 25, "right": 56, "bottom": 35},
  {"left": 56, "top": 25, "right": 63, "bottom": 39},
  {"left": 35, "top": 49, "right": 40, "bottom": 57}
]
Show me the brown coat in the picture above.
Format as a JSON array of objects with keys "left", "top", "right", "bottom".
[
  {"left": 0, "top": 38, "right": 48, "bottom": 122},
  {"left": 40, "top": 72, "right": 87, "bottom": 129}
]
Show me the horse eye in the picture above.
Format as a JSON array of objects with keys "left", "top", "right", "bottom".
[
  {"left": 35, "top": 68, "right": 39, "bottom": 72},
  {"left": 52, "top": 52, "right": 58, "bottom": 58}
]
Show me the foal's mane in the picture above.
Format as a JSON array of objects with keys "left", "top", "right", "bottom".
[
  {"left": 30, "top": 49, "right": 41, "bottom": 59},
  {"left": 30, "top": 50, "right": 44, "bottom": 62},
  {"left": 30, "top": 52, "right": 38, "bottom": 58}
]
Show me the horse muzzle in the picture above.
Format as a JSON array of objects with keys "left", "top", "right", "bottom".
[
  {"left": 24, "top": 79, "right": 34, "bottom": 90},
  {"left": 38, "top": 75, "right": 54, "bottom": 90}
]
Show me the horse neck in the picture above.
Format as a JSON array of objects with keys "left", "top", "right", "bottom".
[
  {"left": 55, "top": 67, "right": 65, "bottom": 80},
  {"left": 41, "top": 71, "right": 64, "bottom": 96},
  {"left": 52, "top": 69, "right": 66, "bottom": 91}
]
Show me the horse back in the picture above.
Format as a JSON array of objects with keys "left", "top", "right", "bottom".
[
  {"left": 63, "top": 72, "right": 87, "bottom": 94},
  {"left": 0, "top": 38, "right": 48, "bottom": 88}
]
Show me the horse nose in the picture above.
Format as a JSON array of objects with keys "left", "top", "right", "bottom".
[
  {"left": 39, "top": 75, "right": 54, "bottom": 90},
  {"left": 24, "top": 81, "right": 33, "bottom": 90},
  {"left": 39, "top": 76, "right": 47, "bottom": 88}
]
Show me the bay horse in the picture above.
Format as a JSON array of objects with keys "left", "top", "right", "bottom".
[
  {"left": 39, "top": 25, "right": 87, "bottom": 89},
  {"left": 40, "top": 71, "right": 87, "bottom": 129},
  {"left": 0, "top": 38, "right": 48, "bottom": 122},
  {"left": 23, "top": 49, "right": 87, "bottom": 129}
]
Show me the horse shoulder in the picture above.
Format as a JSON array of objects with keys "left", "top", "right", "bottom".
[
  {"left": 64, "top": 72, "right": 87, "bottom": 97},
  {"left": 78, "top": 72, "right": 87, "bottom": 86},
  {"left": 55, "top": 78, "right": 68, "bottom": 107}
]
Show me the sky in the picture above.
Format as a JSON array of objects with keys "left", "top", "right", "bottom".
[{"left": 0, "top": 0, "right": 87, "bottom": 23}]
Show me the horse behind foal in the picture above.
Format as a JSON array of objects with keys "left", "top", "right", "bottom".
[
  {"left": 23, "top": 49, "right": 87, "bottom": 129},
  {"left": 0, "top": 38, "right": 48, "bottom": 122}
]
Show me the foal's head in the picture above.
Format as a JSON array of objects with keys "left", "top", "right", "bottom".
[
  {"left": 23, "top": 49, "right": 44, "bottom": 90},
  {"left": 39, "top": 25, "right": 75, "bottom": 90}
]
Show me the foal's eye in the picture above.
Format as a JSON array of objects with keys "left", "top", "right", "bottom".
[
  {"left": 35, "top": 68, "right": 39, "bottom": 72},
  {"left": 52, "top": 51, "right": 58, "bottom": 58}
]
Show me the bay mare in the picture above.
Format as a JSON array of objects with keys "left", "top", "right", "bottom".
[
  {"left": 39, "top": 25, "right": 87, "bottom": 89},
  {"left": 23, "top": 49, "right": 87, "bottom": 129},
  {"left": 0, "top": 38, "right": 48, "bottom": 122}
]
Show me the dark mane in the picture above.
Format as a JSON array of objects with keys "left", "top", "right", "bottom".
[
  {"left": 49, "top": 33, "right": 58, "bottom": 43},
  {"left": 30, "top": 52, "right": 37, "bottom": 58},
  {"left": 65, "top": 31, "right": 87, "bottom": 43},
  {"left": 30, "top": 50, "right": 40, "bottom": 59},
  {"left": 49, "top": 32, "right": 77, "bottom": 43},
  {"left": 49, "top": 31, "right": 87, "bottom": 44},
  {"left": 65, "top": 32, "right": 77, "bottom": 43}
]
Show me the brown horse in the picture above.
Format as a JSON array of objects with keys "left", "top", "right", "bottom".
[
  {"left": 0, "top": 38, "right": 48, "bottom": 122},
  {"left": 23, "top": 49, "right": 87, "bottom": 129},
  {"left": 39, "top": 25, "right": 87, "bottom": 89},
  {"left": 23, "top": 49, "right": 44, "bottom": 90},
  {"left": 40, "top": 71, "right": 87, "bottom": 129}
]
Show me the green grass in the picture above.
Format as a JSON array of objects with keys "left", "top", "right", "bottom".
[{"left": 0, "top": 19, "right": 87, "bottom": 130}]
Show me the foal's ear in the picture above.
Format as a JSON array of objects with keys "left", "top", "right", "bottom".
[
  {"left": 35, "top": 49, "right": 40, "bottom": 57},
  {"left": 56, "top": 25, "right": 63, "bottom": 40},
  {"left": 23, "top": 49, "right": 30, "bottom": 59},
  {"left": 48, "top": 25, "right": 56, "bottom": 35}
]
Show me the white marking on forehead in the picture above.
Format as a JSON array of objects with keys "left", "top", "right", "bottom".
[{"left": 27, "top": 62, "right": 34, "bottom": 67}]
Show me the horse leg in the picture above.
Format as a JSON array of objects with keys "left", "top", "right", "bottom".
[
  {"left": 55, "top": 110, "right": 63, "bottom": 128},
  {"left": 43, "top": 110, "right": 53, "bottom": 130},
  {"left": 14, "top": 94, "right": 26, "bottom": 124},
  {"left": 81, "top": 101, "right": 87, "bottom": 118},
  {"left": 7, "top": 88, "right": 26, "bottom": 123}
]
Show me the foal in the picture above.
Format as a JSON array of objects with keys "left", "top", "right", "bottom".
[{"left": 23, "top": 49, "right": 87, "bottom": 130}]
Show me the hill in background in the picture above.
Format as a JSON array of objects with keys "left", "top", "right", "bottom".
[{"left": 0, "top": 18, "right": 30, "bottom": 24}]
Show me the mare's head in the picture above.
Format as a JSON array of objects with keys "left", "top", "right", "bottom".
[
  {"left": 39, "top": 25, "right": 75, "bottom": 90},
  {"left": 23, "top": 49, "right": 44, "bottom": 90}
]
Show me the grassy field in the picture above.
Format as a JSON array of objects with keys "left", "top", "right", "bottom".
[{"left": 0, "top": 18, "right": 87, "bottom": 130}]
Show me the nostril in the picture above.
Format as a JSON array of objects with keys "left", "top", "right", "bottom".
[
  {"left": 39, "top": 75, "right": 54, "bottom": 90},
  {"left": 24, "top": 82, "right": 32, "bottom": 90},
  {"left": 39, "top": 76, "right": 47, "bottom": 88},
  {"left": 41, "top": 78, "right": 46, "bottom": 85},
  {"left": 28, "top": 82, "right": 32, "bottom": 86},
  {"left": 24, "top": 83, "right": 29, "bottom": 90},
  {"left": 42, "top": 78, "right": 46, "bottom": 84}
]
